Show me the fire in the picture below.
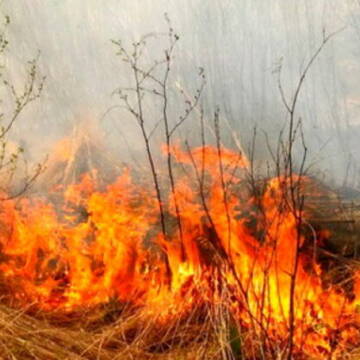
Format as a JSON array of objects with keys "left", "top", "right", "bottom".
[{"left": 0, "top": 138, "right": 359, "bottom": 358}]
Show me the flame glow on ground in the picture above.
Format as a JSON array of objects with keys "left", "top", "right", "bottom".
[{"left": 0, "top": 141, "right": 359, "bottom": 358}]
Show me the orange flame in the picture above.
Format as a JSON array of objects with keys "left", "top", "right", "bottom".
[{"left": 0, "top": 141, "right": 358, "bottom": 358}]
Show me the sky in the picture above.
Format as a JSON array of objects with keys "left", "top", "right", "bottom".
[{"left": 2, "top": 0, "right": 360, "bottom": 185}]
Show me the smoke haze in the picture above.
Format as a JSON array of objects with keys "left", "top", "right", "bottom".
[{"left": 2, "top": 0, "right": 360, "bottom": 187}]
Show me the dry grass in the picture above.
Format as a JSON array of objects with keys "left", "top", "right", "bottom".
[{"left": 0, "top": 301, "right": 228, "bottom": 360}]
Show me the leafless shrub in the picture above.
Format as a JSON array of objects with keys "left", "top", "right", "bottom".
[
  {"left": 112, "top": 14, "right": 205, "bottom": 271},
  {"left": 109, "top": 14, "right": 352, "bottom": 360},
  {"left": 0, "top": 14, "right": 45, "bottom": 200}
]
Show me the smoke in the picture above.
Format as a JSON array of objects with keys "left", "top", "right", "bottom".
[{"left": 2, "top": 0, "right": 360, "bottom": 187}]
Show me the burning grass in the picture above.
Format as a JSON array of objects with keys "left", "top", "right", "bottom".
[{"left": 0, "top": 140, "right": 358, "bottom": 359}]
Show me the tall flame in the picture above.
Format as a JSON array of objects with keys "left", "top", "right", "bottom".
[{"left": 0, "top": 140, "right": 359, "bottom": 358}]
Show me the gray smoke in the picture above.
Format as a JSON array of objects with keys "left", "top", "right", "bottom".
[{"left": 2, "top": 0, "right": 360, "bottom": 188}]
